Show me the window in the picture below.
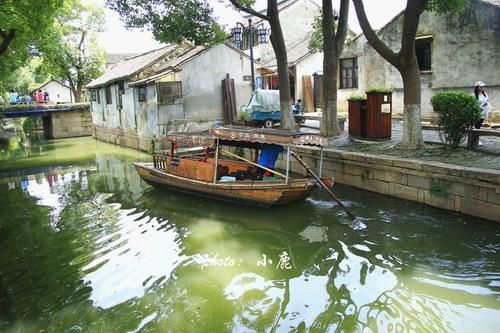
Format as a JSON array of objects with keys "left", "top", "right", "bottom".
[
  {"left": 97, "top": 88, "right": 101, "bottom": 103},
  {"left": 138, "top": 86, "right": 146, "bottom": 102},
  {"left": 91, "top": 90, "right": 97, "bottom": 101},
  {"left": 340, "top": 57, "right": 358, "bottom": 89},
  {"left": 105, "top": 86, "right": 112, "bottom": 104},
  {"left": 157, "top": 81, "right": 182, "bottom": 105},
  {"left": 415, "top": 37, "right": 432, "bottom": 71},
  {"left": 117, "top": 81, "right": 124, "bottom": 108}
]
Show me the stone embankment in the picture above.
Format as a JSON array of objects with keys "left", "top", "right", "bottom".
[{"left": 288, "top": 147, "right": 500, "bottom": 222}]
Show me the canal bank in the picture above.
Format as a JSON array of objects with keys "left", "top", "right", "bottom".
[
  {"left": 293, "top": 119, "right": 500, "bottom": 222},
  {"left": 289, "top": 147, "right": 500, "bottom": 222},
  {"left": 88, "top": 117, "right": 500, "bottom": 222}
]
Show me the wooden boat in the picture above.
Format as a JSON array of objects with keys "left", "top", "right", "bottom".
[{"left": 134, "top": 126, "right": 332, "bottom": 207}]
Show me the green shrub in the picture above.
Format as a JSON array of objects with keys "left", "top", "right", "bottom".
[
  {"left": 366, "top": 87, "right": 393, "bottom": 94},
  {"left": 430, "top": 92, "right": 481, "bottom": 149},
  {"left": 348, "top": 95, "right": 367, "bottom": 101},
  {"left": 236, "top": 108, "right": 252, "bottom": 122}
]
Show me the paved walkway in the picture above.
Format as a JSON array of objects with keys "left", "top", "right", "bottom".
[{"left": 301, "top": 117, "right": 500, "bottom": 155}]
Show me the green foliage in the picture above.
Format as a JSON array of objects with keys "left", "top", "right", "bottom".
[
  {"left": 366, "top": 87, "right": 393, "bottom": 94},
  {"left": 237, "top": 108, "right": 252, "bottom": 122},
  {"left": 38, "top": 3, "right": 105, "bottom": 102},
  {"left": 21, "top": 117, "right": 34, "bottom": 137},
  {"left": 308, "top": 10, "right": 326, "bottom": 53},
  {"left": 106, "top": 0, "right": 227, "bottom": 46},
  {"left": 308, "top": 9, "right": 352, "bottom": 53},
  {"left": 430, "top": 91, "right": 481, "bottom": 149},
  {"left": 425, "top": 0, "right": 469, "bottom": 15},
  {"left": 0, "top": 0, "right": 69, "bottom": 84},
  {"left": 348, "top": 95, "right": 367, "bottom": 101},
  {"left": 0, "top": 58, "right": 49, "bottom": 95},
  {"left": 430, "top": 179, "right": 449, "bottom": 197}
]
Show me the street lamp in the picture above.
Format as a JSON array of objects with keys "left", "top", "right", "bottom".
[{"left": 232, "top": 19, "right": 269, "bottom": 91}]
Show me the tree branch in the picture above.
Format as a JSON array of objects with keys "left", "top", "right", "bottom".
[
  {"left": 352, "top": 0, "right": 399, "bottom": 68},
  {"left": 400, "top": 0, "right": 426, "bottom": 58},
  {"left": 0, "top": 29, "right": 15, "bottom": 56},
  {"left": 228, "top": 0, "right": 269, "bottom": 21},
  {"left": 334, "top": 0, "right": 350, "bottom": 52}
]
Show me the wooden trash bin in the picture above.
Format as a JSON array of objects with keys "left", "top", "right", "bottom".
[
  {"left": 366, "top": 92, "right": 392, "bottom": 140},
  {"left": 348, "top": 99, "right": 367, "bottom": 138}
]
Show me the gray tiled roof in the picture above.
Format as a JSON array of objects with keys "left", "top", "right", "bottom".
[
  {"left": 482, "top": 0, "right": 500, "bottom": 6},
  {"left": 87, "top": 45, "right": 177, "bottom": 88}
]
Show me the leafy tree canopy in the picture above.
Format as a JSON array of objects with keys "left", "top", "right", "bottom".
[
  {"left": 38, "top": 3, "right": 106, "bottom": 102},
  {"left": 425, "top": 0, "right": 469, "bottom": 14},
  {"left": 106, "top": 0, "right": 227, "bottom": 45},
  {"left": 308, "top": 9, "right": 353, "bottom": 53},
  {"left": 0, "top": 0, "right": 66, "bottom": 82}
]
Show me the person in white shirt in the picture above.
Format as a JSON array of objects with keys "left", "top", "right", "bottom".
[
  {"left": 474, "top": 81, "right": 493, "bottom": 146},
  {"left": 474, "top": 81, "right": 492, "bottom": 129}
]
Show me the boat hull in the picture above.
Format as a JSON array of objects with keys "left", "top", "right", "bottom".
[{"left": 134, "top": 162, "right": 331, "bottom": 207}]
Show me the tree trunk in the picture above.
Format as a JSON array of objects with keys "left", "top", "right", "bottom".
[
  {"left": 320, "top": 0, "right": 349, "bottom": 138},
  {"left": 0, "top": 29, "right": 15, "bottom": 56},
  {"left": 399, "top": 59, "right": 424, "bottom": 148},
  {"left": 268, "top": 0, "right": 294, "bottom": 130},
  {"left": 321, "top": 51, "right": 341, "bottom": 137},
  {"left": 352, "top": 0, "right": 425, "bottom": 148},
  {"left": 74, "top": 83, "right": 83, "bottom": 103}
]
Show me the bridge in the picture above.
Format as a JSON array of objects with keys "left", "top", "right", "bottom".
[{"left": 1, "top": 103, "right": 92, "bottom": 139}]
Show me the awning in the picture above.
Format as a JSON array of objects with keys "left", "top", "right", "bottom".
[{"left": 165, "top": 126, "right": 327, "bottom": 147}]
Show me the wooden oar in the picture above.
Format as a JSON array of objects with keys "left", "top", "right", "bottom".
[
  {"left": 290, "top": 151, "right": 357, "bottom": 221},
  {"left": 220, "top": 149, "right": 287, "bottom": 179}
]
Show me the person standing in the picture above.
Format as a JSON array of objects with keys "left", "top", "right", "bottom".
[
  {"left": 8, "top": 89, "right": 19, "bottom": 104},
  {"left": 36, "top": 89, "right": 44, "bottom": 103},
  {"left": 474, "top": 81, "right": 492, "bottom": 129}
]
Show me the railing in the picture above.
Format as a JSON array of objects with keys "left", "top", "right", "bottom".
[{"left": 153, "top": 155, "right": 169, "bottom": 169}]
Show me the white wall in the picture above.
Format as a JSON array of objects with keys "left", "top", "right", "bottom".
[
  {"left": 42, "top": 81, "right": 74, "bottom": 103},
  {"left": 295, "top": 52, "right": 323, "bottom": 105},
  {"left": 180, "top": 44, "right": 253, "bottom": 121}
]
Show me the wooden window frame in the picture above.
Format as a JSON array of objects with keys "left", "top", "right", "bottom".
[
  {"left": 415, "top": 37, "right": 432, "bottom": 71},
  {"left": 157, "top": 81, "right": 182, "bottom": 105},
  {"left": 138, "top": 86, "right": 146, "bottom": 102},
  {"left": 339, "top": 57, "right": 358, "bottom": 89}
]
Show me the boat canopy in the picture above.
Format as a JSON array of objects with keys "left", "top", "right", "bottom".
[{"left": 165, "top": 126, "right": 328, "bottom": 148}]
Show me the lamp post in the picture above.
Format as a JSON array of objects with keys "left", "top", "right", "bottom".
[{"left": 232, "top": 19, "right": 269, "bottom": 92}]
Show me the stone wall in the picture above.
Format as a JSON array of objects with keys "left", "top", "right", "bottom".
[
  {"left": 93, "top": 125, "right": 145, "bottom": 151},
  {"left": 286, "top": 148, "right": 500, "bottom": 222},
  {"left": 48, "top": 110, "right": 93, "bottom": 139}
]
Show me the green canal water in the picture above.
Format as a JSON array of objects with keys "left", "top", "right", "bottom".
[{"left": 0, "top": 136, "right": 499, "bottom": 332}]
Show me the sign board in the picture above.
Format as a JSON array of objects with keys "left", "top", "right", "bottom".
[{"left": 243, "top": 75, "right": 252, "bottom": 81}]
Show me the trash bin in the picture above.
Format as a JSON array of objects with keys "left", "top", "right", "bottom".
[
  {"left": 348, "top": 98, "right": 367, "bottom": 138},
  {"left": 366, "top": 91, "right": 392, "bottom": 140}
]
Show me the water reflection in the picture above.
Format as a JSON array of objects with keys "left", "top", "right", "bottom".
[{"left": 0, "top": 138, "right": 499, "bottom": 332}]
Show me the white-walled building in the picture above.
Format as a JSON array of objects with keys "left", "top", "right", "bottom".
[
  {"left": 87, "top": 42, "right": 257, "bottom": 151},
  {"left": 33, "top": 80, "right": 74, "bottom": 104}
]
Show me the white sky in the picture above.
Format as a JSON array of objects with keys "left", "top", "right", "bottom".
[{"left": 90, "top": 0, "right": 406, "bottom": 54}]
